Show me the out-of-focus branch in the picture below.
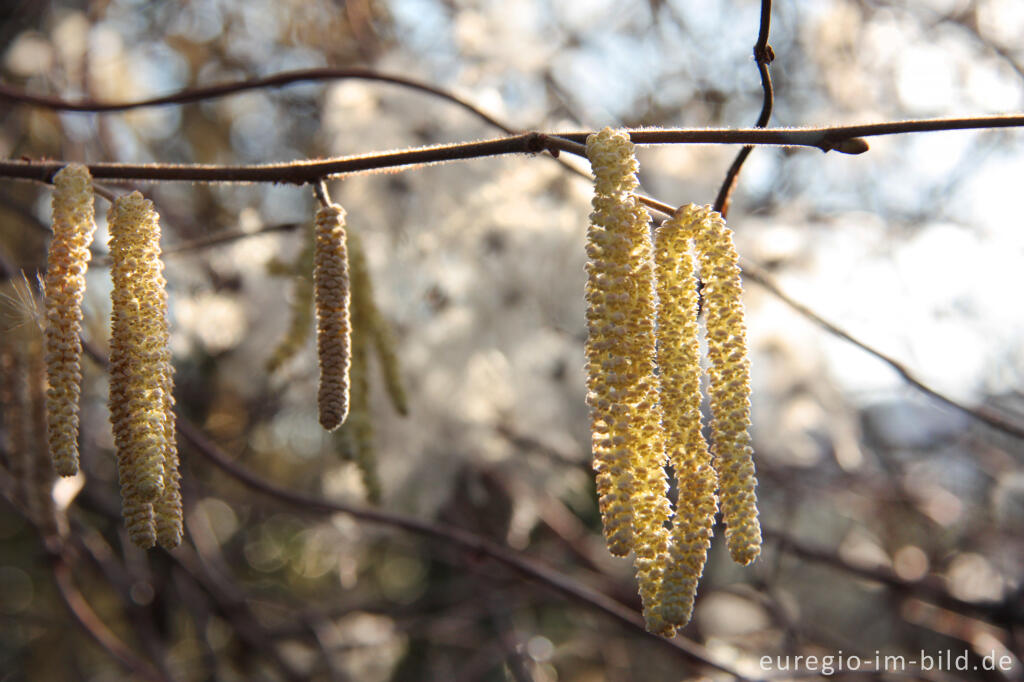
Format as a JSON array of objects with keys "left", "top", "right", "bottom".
[
  {"left": 740, "top": 259, "right": 1024, "bottom": 441},
  {"left": 765, "top": 529, "right": 1023, "bottom": 626},
  {"left": 0, "top": 67, "right": 517, "bottom": 133},
  {"left": 169, "top": 415, "right": 754, "bottom": 680},
  {"left": 714, "top": 0, "right": 775, "bottom": 217},
  {"left": 50, "top": 555, "right": 169, "bottom": 682}
]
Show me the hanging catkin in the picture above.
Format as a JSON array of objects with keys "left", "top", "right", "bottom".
[
  {"left": 44, "top": 164, "right": 96, "bottom": 477},
  {"left": 652, "top": 206, "right": 719, "bottom": 628},
  {"left": 266, "top": 223, "right": 316, "bottom": 373},
  {"left": 691, "top": 206, "right": 761, "bottom": 565},
  {"left": 584, "top": 128, "right": 674, "bottom": 635},
  {"left": 340, "top": 231, "right": 381, "bottom": 502},
  {"left": 313, "top": 204, "right": 352, "bottom": 431},
  {"left": 108, "top": 192, "right": 180, "bottom": 549}
]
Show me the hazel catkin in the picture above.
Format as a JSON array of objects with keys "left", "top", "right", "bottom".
[
  {"left": 585, "top": 128, "right": 674, "bottom": 635},
  {"left": 652, "top": 206, "right": 719, "bottom": 628},
  {"left": 44, "top": 164, "right": 96, "bottom": 477},
  {"left": 691, "top": 205, "right": 761, "bottom": 566},
  {"left": 108, "top": 192, "right": 179, "bottom": 549},
  {"left": 313, "top": 204, "right": 352, "bottom": 431}
]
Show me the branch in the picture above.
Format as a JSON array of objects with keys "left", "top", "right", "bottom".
[
  {"left": 0, "top": 67, "right": 517, "bottom": 134},
  {"left": 169, "top": 414, "right": 755, "bottom": 680},
  {"left": 51, "top": 554, "right": 169, "bottom": 682},
  {"left": 764, "top": 529, "right": 1023, "bottom": 626},
  {"left": 714, "top": 0, "right": 775, "bottom": 217},
  {"left": 4, "top": 115, "right": 1024, "bottom": 185}
]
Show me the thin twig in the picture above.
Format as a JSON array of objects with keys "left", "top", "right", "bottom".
[
  {"left": 740, "top": 259, "right": 1024, "bottom": 441},
  {"left": 764, "top": 529, "right": 1023, "bottom": 626},
  {"left": 5, "top": 115, "right": 1024, "bottom": 185},
  {"left": 714, "top": 0, "right": 775, "bottom": 217},
  {"left": 169, "top": 414, "right": 755, "bottom": 680},
  {"left": 51, "top": 555, "right": 169, "bottom": 682},
  {"left": 0, "top": 67, "right": 517, "bottom": 133}
]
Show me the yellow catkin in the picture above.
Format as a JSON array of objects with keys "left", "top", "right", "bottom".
[
  {"left": 44, "top": 164, "right": 96, "bottom": 477},
  {"left": 108, "top": 192, "right": 178, "bottom": 549},
  {"left": 691, "top": 205, "right": 761, "bottom": 565},
  {"left": 313, "top": 204, "right": 352, "bottom": 431},
  {"left": 154, "top": 298, "right": 182, "bottom": 549},
  {"left": 266, "top": 223, "right": 316, "bottom": 373},
  {"left": 585, "top": 128, "right": 673, "bottom": 635},
  {"left": 652, "top": 206, "right": 720, "bottom": 629}
]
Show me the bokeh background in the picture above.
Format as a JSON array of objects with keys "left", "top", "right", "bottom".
[{"left": 0, "top": 1, "right": 1022, "bottom": 680}]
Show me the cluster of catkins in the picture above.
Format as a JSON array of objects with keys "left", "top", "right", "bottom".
[
  {"left": 43, "top": 164, "right": 182, "bottom": 549},
  {"left": 584, "top": 128, "right": 761, "bottom": 635},
  {"left": 272, "top": 202, "right": 408, "bottom": 502}
]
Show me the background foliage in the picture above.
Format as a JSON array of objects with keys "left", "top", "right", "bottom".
[{"left": 0, "top": 1, "right": 1022, "bottom": 680}]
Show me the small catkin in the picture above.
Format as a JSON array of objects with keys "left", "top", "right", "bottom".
[
  {"left": 313, "top": 204, "right": 352, "bottom": 431},
  {"left": 108, "top": 192, "right": 178, "bottom": 549},
  {"left": 266, "top": 223, "right": 316, "bottom": 373},
  {"left": 371, "top": 310, "right": 409, "bottom": 417},
  {"left": 652, "top": 205, "right": 720, "bottom": 629},
  {"left": 585, "top": 128, "right": 673, "bottom": 635},
  {"left": 44, "top": 164, "right": 96, "bottom": 477},
  {"left": 342, "top": 231, "right": 381, "bottom": 502},
  {"left": 692, "top": 205, "right": 761, "bottom": 566}
]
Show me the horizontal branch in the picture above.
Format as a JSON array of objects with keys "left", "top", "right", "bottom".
[{"left": 2, "top": 115, "right": 1023, "bottom": 186}]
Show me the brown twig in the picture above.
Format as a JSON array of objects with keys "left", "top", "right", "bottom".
[
  {"left": 4, "top": 115, "right": 1024, "bottom": 186},
  {"left": 714, "top": 0, "right": 775, "bottom": 217},
  {"left": 170, "top": 414, "right": 755, "bottom": 679},
  {"left": 764, "top": 529, "right": 1023, "bottom": 626},
  {"left": 51, "top": 554, "right": 170, "bottom": 682},
  {"left": 0, "top": 67, "right": 517, "bottom": 133}
]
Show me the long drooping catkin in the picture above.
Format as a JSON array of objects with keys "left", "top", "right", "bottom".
[
  {"left": 108, "top": 192, "right": 179, "bottom": 549},
  {"left": 692, "top": 206, "right": 761, "bottom": 566},
  {"left": 266, "top": 223, "right": 316, "bottom": 373},
  {"left": 44, "top": 164, "right": 96, "bottom": 477},
  {"left": 340, "top": 231, "right": 381, "bottom": 502},
  {"left": 584, "top": 128, "right": 673, "bottom": 635},
  {"left": 652, "top": 205, "right": 719, "bottom": 628},
  {"left": 313, "top": 204, "right": 352, "bottom": 431}
]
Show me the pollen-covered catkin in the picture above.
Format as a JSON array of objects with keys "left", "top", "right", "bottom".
[
  {"left": 652, "top": 205, "right": 720, "bottom": 628},
  {"left": 44, "top": 164, "right": 96, "bottom": 477},
  {"left": 692, "top": 206, "right": 761, "bottom": 565},
  {"left": 313, "top": 204, "right": 352, "bottom": 431},
  {"left": 585, "top": 128, "right": 673, "bottom": 635},
  {"left": 108, "top": 192, "right": 178, "bottom": 549}
]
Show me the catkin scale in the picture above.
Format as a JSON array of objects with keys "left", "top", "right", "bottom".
[
  {"left": 108, "top": 192, "right": 180, "bottom": 549},
  {"left": 313, "top": 204, "right": 352, "bottom": 431},
  {"left": 44, "top": 164, "right": 96, "bottom": 477}
]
